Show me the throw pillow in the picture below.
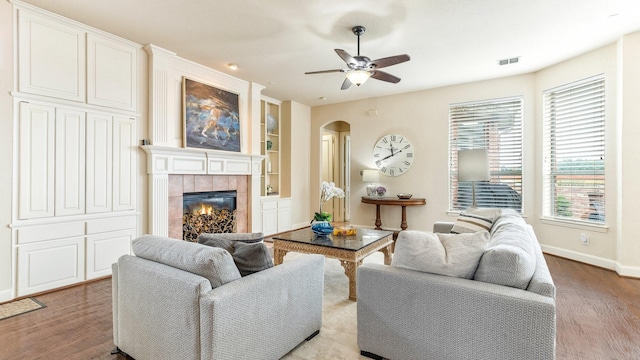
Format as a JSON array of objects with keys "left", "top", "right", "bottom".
[
  {"left": 132, "top": 235, "right": 241, "bottom": 288},
  {"left": 450, "top": 212, "right": 494, "bottom": 234},
  {"left": 198, "top": 237, "right": 273, "bottom": 276},
  {"left": 474, "top": 222, "right": 537, "bottom": 289},
  {"left": 391, "top": 230, "right": 490, "bottom": 279}
]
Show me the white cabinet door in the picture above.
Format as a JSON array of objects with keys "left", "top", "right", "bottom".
[
  {"left": 86, "top": 228, "right": 134, "bottom": 279},
  {"left": 277, "top": 199, "right": 292, "bottom": 233},
  {"left": 112, "top": 117, "right": 136, "bottom": 211},
  {"left": 261, "top": 199, "right": 278, "bottom": 235},
  {"left": 86, "top": 113, "right": 113, "bottom": 213},
  {"left": 18, "top": 102, "right": 55, "bottom": 219},
  {"left": 17, "top": 236, "right": 85, "bottom": 296},
  {"left": 87, "top": 33, "right": 137, "bottom": 111},
  {"left": 17, "top": 10, "right": 85, "bottom": 102},
  {"left": 55, "top": 108, "right": 86, "bottom": 216}
]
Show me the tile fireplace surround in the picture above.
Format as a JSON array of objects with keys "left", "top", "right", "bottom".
[
  {"left": 168, "top": 174, "right": 248, "bottom": 239},
  {"left": 142, "top": 145, "right": 263, "bottom": 238}
]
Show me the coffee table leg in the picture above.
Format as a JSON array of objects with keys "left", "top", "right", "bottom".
[
  {"left": 380, "top": 244, "right": 393, "bottom": 265},
  {"left": 274, "top": 248, "right": 287, "bottom": 265},
  {"left": 340, "top": 259, "right": 363, "bottom": 301}
]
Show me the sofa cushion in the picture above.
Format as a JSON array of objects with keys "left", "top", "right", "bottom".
[
  {"left": 392, "top": 230, "right": 490, "bottom": 279},
  {"left": 474, "top": 216, "right": 537, "bottom": 289},
  {"left": 450, "top": 211, "right": 495, "bottom": 234},
  {"left": 198, "top": 236, "right": 273, "bottom": 276},
  {"left": 132, "top": 235, "right": 241, "bottom": 288},
  {"left": 197, "top": 232, "right": 264, "bottom": 244}
]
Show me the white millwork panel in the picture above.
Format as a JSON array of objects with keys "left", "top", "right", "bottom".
[
  {"left": 87, "top": 33, "right": 138, "bottom": 111},
  {"left": 18, "top": 102, "right": 55, "bottom": 219},
  {"left": 113, "top": 117, "right": 137, "bottom": 211},
  {"left": 277, "top": 198, "right": 292, "bottom": 233},
  {"left": 55, "top": 108, "right": 86, "bottom": 216},
  {"left": 86, "top": 113, "right": 114, "bottom": 213},
  {"left": 17, "top": 9, "right": 86, "bottom": 102},
  {"left": 17, "top": 236, "right": 85, "bottom": 296},
  {"left": 261, "top": 200, "right": 278, "bottom": 236}
]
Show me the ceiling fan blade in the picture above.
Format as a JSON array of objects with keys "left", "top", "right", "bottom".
[
  {"left": 305, "top": 69, "right": 345, "bottom": 75},
  {"left": 341, "top": 78, "right": 353, "bottom": 90},
  {"left": 371, "top": 70, "right": 401, "bottom": 83},
  {"left": 370, "top": 54, "right": 410, "bottom": 69},
  {"left": 335, "top": 49, "right": 357, "bottom": 66}
]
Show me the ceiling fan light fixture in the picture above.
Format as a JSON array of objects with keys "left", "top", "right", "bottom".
[{"left": 347, "top": 70, "right": 371, "bottom": 86}]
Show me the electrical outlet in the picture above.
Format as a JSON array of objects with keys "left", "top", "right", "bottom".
[{"left": 580, "top": 234, "right": 589, "bottom": 245}]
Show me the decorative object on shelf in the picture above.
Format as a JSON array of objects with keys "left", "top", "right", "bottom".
[
  {"left": 183, "top": 77, "right": 240, "bottom": 152},
  {"left": 312, "top": 181, "right": 345, "bottom": 234},
  {"left": 372, "top": 134, "right": 415, "bottom": 176},
  {"left": 362, "top": 169, "right": 380, "bottom": 197},
  {"left": 266, "top": 113, "right": 278, "bottom": 133},
  {"left": 397, "top": 193, "right": 413, "bottom": 199},
  {"left": 267, "top": 161, "right": 272, "bottom": 173},
  {"left": 457, "top": 149, "right": 490, "bottom": 208},
  {"left": 376, "top": 186, "right": 387, "bottom": 197},
  {"left": 266, "top": 184, "right": 273, "bottom": 195},
  {"left": 266, "top": 140, "right": 273, "bottom": 150}
]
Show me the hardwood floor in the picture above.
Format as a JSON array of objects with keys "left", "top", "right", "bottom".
[{"left": 1, "top": 254, "right": 639, "bottom": 360}]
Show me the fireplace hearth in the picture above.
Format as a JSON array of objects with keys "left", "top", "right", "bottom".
[{"left": 182, "top": 191, "right": 237, "bottom": 241}]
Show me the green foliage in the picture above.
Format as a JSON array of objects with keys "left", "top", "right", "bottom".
[
  {"left": 313, "top": 212, "right": 332, "bottom": 222},
  {"left": 556, "top": 195, "right": 572, "bottom": 217}
]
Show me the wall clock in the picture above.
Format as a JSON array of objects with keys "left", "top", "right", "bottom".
[{"left": 372, "top": 134, "right": 415, "bottom": 176}]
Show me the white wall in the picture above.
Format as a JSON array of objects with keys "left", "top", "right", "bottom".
[
  {"left": 311, "top": 36, "right": 640, "bottom": 276},
  {"left": 311, "top": 74, "right": 536, "bottom": 232},
  {"left": 0, "top": 1, "right": 14, "bottom": 301},
  {"left": 283, "top": 101, "right": 311, "bottom": 229}
]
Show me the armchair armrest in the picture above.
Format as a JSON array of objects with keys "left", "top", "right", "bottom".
[
  {"left": 357, "top": 263, "right": 555, "bottom": 360},
  {"left": 433, "top": 221, "right": 454, "bottom": 233},
  {"left": 199, "top": 254, "right": 324, "bottom": 360}
]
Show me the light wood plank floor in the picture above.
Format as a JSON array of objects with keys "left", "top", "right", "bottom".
[{"left": 1, "top": 254, "right": 639, "bottom": 360}]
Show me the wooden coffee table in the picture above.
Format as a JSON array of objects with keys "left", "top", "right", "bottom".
[{"left": 272, "top": 227, "right": 393, "bottom": 301}]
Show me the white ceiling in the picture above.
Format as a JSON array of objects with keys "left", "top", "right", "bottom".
[{"left": 19, "top": 0, "right": 640, "bottom": 107}]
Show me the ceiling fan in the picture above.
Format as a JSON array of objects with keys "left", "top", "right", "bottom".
[{"left": 305, "top": 25, "right": 410, "bottom": 90}]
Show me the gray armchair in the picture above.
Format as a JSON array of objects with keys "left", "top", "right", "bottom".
[{"left": 112, "top": 235, "right": 324, "bottom": 360}]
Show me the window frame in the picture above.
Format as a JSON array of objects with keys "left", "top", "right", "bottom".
[
  {"left": 542, "top": 75, "right": 606, "bottom": 226},
  {"left": 448, "top": 96, "right": 524, "bottom": 212}
]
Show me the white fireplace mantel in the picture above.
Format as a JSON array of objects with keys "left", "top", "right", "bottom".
[
  {"left": 141, "top": 145, "right": 264, "bottom": 176},
  {"left": 142, "top": 145, "right": 264, "bottom": 236}
]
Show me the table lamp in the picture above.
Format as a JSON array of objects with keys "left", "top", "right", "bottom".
[
  {"left": 362, "top": 169, "right": 380, "bottom": 198},
  {"left": 458, "top": 149, "right": 490, "bottom": 208}
]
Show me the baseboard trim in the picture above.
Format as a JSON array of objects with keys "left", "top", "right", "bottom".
[
  {"left": 0, "top": 288, "right": 13, "bottom": 303},
  {"left": 541, "top": 244, "right": 640, "bottom": 278}
]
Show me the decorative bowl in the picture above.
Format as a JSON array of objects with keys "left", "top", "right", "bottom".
[{"left": 397, "top": 193, "right": 413, "bottom": 199}]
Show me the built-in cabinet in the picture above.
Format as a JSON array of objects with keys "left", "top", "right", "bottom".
[
  {"left": 261, "top": 198, "right": 292, "bottom": 236},
  {"left": 11, "top": 4, "right": 140, "bottom": 299},
  {"left": 259, "top": 97, "right": 291, "bottom": 235}
]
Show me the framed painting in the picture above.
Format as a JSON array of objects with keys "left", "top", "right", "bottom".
[{"left": 183, "top": 77, "right": 241, "bottom": 152}]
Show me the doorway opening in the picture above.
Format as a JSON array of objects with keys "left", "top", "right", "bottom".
[{"left": 321, "top": 121, "right": 351, "bottom": 222}]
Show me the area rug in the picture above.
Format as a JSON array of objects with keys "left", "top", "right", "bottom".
[
  {"left": 278, "top": 251, "right": 386, "bottom": 360},
  {"left": 0, "top": 298, "right": 46, "bottom": 320}
]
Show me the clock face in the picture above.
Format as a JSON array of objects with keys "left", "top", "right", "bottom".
[{"left": 372, "top": 134, "right": 415, "bottom": 176}]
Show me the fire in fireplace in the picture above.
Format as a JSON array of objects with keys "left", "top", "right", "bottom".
[{"left": 183, "top": 191, "right": 237, "bottom": 241}]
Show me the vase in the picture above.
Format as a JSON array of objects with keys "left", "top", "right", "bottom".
[{"left": 311, "top": 220, "right": 333, "bottom": 235}]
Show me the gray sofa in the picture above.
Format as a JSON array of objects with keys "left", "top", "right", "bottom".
[
  {"left": 357, "top": 210, "right": 556, "bottom": 360},
  {"left": 112, "top": 235, "right": 324, "bottom": 360}
]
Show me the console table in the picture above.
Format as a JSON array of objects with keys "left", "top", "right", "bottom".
[{"left": 361, "top": 196, "right": 427, "bottom": 231}]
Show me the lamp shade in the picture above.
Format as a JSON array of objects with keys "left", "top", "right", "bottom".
[
  {"left": 458, "top": 149, "right": 490, "bottom": 182},
  {"left": 362, "top": 169, "right": 379, "bottom": 182},
  {"left": 346, "top": 70, "right": 371, "bottom": 86}
]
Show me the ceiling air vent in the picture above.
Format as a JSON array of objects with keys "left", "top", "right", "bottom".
[{"left": 498, "top": 57, "right": 520, "bottom": 66}]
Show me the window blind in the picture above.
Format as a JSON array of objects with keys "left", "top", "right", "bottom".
[
  {"left": 449, "top": 97, "right": 523, "bottom": 211},
  {"left": 543, "top": 75, "right": 605, "bottom": 223}
]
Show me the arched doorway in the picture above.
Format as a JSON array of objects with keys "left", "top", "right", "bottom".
[{"left": 321, "top": 121, "right": 351, "bottom": 222}]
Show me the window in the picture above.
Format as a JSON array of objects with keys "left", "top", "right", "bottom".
[
  {"left": 449, "top": 97, "right": 523, "bottom": 211},
  {"left": 543, "top": 75, "right": 605, "bottom": 224}
]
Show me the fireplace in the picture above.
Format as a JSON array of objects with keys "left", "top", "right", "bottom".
[{"left": 183, "top": 191, "right": 237, "bottom": 241}]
